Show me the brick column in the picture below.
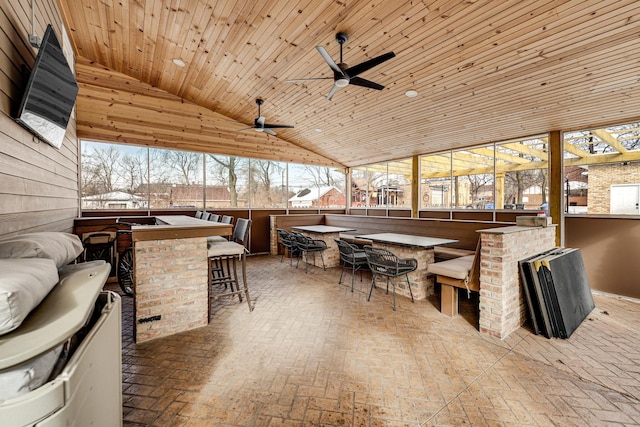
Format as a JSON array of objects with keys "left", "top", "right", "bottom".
[
  {"left": 134, "top": 237, "right": 209, "bottom": 343},
  {"left": 269, "top": 216, "right": 278, "bottom": 256},
  {"left": 478, "top": 226, "right": 556, "bottom": 339}
]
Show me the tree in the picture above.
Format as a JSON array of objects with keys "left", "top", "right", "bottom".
[
  {"left": 251, "top": 160, "right": 284, "bottom": 206},
  {"left": 81, "top": 145, "right": 122, "bottom": 195},
  {"left": 208, "top": 155, "right": 244, "bottom": 207},
  {"left": 161, "top": 151, "right": 202, "bottom": 185}
]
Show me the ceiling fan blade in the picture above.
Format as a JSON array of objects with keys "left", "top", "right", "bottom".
[
  {"left": 326, "top": 83, "right": 340, "bottom": 101},
  {"left": 349, "top": 76, "right": 384, "bottom": 90},
  {"left": 346, "top": 51, "right": 396, "bottom": 77},
  {"left": 264, "top": 124, "right": 294, "bottom": 129},
  {"left": 316, "top": 46, "right": 344, "bottom": 76},
  {"left": 236, "top": 127, "right": 254, "bottom": 132},
  {"left": 286, "top": 77, "right": 333, "bottom": 83},
  {"left": 264, "top": 128, "right": 277, "bottom": 136}
]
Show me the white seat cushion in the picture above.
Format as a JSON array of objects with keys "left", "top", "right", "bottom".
[
  {"left": 207, "top": 236, "right": 226, "bottom": 245},
  {"left": 427, "top": 255, "right": 474, "bottom": 280},
  {"left": 207, "top": 242, "right": 245, "bottom": 257}
]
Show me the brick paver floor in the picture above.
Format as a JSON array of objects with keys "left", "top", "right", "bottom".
[{"left": 113, "top": 254, "right": 640, "bottom": 426}]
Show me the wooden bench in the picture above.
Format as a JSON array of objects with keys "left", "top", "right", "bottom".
[{"left": 427, "top": 240, "right": 480, "bottom": 316}]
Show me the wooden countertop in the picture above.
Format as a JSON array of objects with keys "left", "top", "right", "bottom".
[{"left": 132, "top": 215, "right": 232, "bottom": 242}]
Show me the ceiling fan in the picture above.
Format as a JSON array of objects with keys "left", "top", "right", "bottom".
[
  {"left": 237, "top": 99, "right": 294, "bottom": 136},
  {"left": 286, "top": 32, "right": 396, "bottom": 100}
]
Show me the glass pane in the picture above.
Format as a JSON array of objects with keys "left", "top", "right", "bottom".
[
  {"left": 564, "top": 122, "right": 640, "bottom": 215},
  {"left": 453, "top": 146, "right": 495, "bottom": 209},
  {"left": 350, "top": 166, "right": 369, "bottom": 208},
  {"left": 248, "top": 159, "right": 287, "bottom": 208},
  {"left": 366, "top": 163, "right": 388, "bottom": 208},
  {"left": 420, "top": 153, "right": 452, "bottom": 209},
  {"left": 148, "top": 148, "right": 203, "bottom": 209},
  {"left": 81, "top": 141, "right": 148, "bottom": 210},
  {"left": 205, "top": 155, "right": 249, "bottom": 209},
  {"left": 286, "top": 164, "right": 346, "bottom": 209},
  {"left": 386, "top": 159, "right": 412, "bottom": 209},
  {"left": 495, "top": 136, "right": 549, "bottom": 211}
]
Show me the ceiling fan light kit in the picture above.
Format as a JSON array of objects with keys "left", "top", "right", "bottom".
[
  {"left": 237, "top": 98, "right": 294, "bottom": 136},
  {"left": 287, "top": 32, "right": 396, "bottom": 100}
]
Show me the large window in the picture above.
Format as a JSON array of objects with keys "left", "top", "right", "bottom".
[
  {"left": 453, "top": 146, "right": 495, "bottom": 209},
  {"left": 248, "top": 160, "right": 287, "bottom": 208},
  {"left": 564, "top": 122, "right": 640, "bottom": 215},
  {"left": 82, "top": 140, "right": 346, "bottom": 211},
  {"left": 349, "top": 160, "right": 411, "bottom": 209},
  {"left": 288, "top": 163, "right": 346, "bottom": 209},
  {"left": 81, "top": 141, "right": 148, "bottom": 210},
  {"left": 149, "top": 148, "right": 203, "bottom": 209},
  {"left": 420, "top": 137, "right": 549, "bottom": 212},
  {"left": 420, "top": 153, "right": 452, "bottom": 209},
  {"left": 495, "top": 136, "right": 549, "bottom": 210}
]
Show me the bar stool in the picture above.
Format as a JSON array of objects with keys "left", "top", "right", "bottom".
[{"left": 207, "top": 218, "right": 253, "bottom": 317}]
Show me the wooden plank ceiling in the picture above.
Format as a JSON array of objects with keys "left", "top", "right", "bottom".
[{"left": 58, "top": 0, "right": 640, "bottom": 168}]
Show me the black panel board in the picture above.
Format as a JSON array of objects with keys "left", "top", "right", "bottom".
[
  {"left": 543, "top": 248, "right": 595, "bottom": 338},
  {"left": 519, "top": 248, "right": 561, "bottom": 336}
]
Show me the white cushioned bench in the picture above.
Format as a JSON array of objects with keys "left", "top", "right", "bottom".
[{"left": 427, "top": 241, "right": 480, "bottom": 316}]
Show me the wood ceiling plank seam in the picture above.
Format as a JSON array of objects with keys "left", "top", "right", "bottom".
[
  {"left": 112, "top": 0, "right": 129, "bottom": 76},
  {"left": 360, "top": 0, "right": 560, "bottom": 80},
  {"left": 127, "top": 0, "right": 146, "bottom": 81},
  {"left": 192, "top": 0, "right": 302, "bottom": 112},
  {"left": 140, "top": 0, "right": 162, "bottom": 83},
  {"left": 174, "top": 0, "right": 219, "bottom": 97},
  {"left": 180, "top": 0, "right": 250, "bottom": 95},
  {"left": 147, "top": 0, "right": 175, "bottom": 88},
  {"left": 390, "top": 36, "right": 640, "bottom": 116},
  {"left": 388, "top": 0, "right": 624, "bottom": 92},
  {"left": 95, "top": 0, "right": 116, "bottom": 70},
  {"left": 155, "top": 0, "right": 191, "bottom": 93}
]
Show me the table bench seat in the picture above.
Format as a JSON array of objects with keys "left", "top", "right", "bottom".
[{"left": 428, "top": 241, "right": 480, "bottom": 316}]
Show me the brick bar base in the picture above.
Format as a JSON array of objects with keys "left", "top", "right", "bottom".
[
  {"left": 134, "top": 237, "right": 209, "bottom": 343},
  {"left": 478, "top": 226, "right": 556, "bottom": 339}
]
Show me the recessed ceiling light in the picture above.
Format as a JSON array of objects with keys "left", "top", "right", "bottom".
[
  {"left": 172, "top": 58, "right": 186, "bottom": 67},
  {"left": 405, "top": 90, "right": 418, "bottom": 98},
  {"left": 314, "top": 128, "right": 323, "bottom": 132}
]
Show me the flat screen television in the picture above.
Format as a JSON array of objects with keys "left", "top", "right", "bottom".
[{"left": 15, "top": 24, "right": 79, "bottom": 149}]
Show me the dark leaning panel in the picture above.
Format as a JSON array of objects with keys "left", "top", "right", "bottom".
[{"left": 519, "top": 248, "right": 595, "bottom": 339}]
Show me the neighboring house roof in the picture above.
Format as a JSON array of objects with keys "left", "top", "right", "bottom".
[
  {"left": 288, "top": 186, "right": 341, "bottom": 202},
  {"left": 82, "top": 191, "right": 144, "bottom": 202}
]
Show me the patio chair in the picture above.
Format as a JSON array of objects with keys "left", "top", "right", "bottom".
[
  {"left": 277, "top": 228, "right": 300, "bottom": 265},
  {"left": 334, "top": 238, "right": 369, "bottom": 292},
  {"left": 291, "top": 231, "right": 327, "bottom": 273},
  {"left": 207, "top": 218, "right": 253, "bottom": 315},
  {"left": 364, "top": 246, "right": 417, "bottom": 310}
]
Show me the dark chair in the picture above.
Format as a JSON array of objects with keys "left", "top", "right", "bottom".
[
  {"left": 334, "top": 239, "right": 369, "bottom": 292},
  {"left": 207, "top": 218, "right": 253, "bottom": 315},
  {"left": 195, "top": 210, "right": 204, "bottom": 219},
  {"left": 291, "top": 231, "right": 327, "bottom": 273},
  {"left": 208, "top": 213, "right": 221, "bottom": 222},
  {"left": 201, "top": 212, "right": 212, "bottom": 221},
  {"left": 276, "top": 228, "right": 300, "bottom": 265},
  {"left": 364, "top": 246, "right": 417, "bottom": 310},
  {"left": 221, "top": 215, "right": 234, "bottom": 225}
]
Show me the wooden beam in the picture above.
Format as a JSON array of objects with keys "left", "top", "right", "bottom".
[{"left": 592, "top": 128, "right": 628, "bottom": 154}]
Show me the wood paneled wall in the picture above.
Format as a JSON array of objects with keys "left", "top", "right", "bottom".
[{"left": 0, "top": 0, "right": 78, "bottom": 237}]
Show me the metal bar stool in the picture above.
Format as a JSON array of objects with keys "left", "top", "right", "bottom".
[{"left": 207, "top": 218, "right": 253, "bottom": 317}]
